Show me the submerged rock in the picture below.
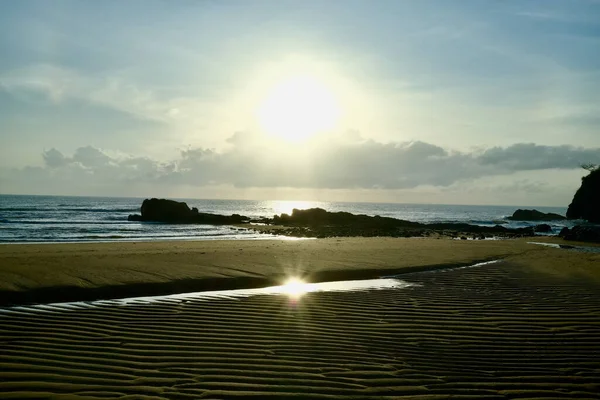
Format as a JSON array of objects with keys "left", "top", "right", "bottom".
[
  {"left": 567, "top": 168, "right": 600, "bottom": 223},
  {"left": 128, "top": 198, "right": 249, "bottom": 224},
  {"left": 507, "top": 209, "right": 566, "bottom": 221}
]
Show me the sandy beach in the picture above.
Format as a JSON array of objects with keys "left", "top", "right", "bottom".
[
  {"left": 1, "top": 237, "right": 599, "bottom": 398},
  {"left": 0, "top": 236, "right": 597, "bottom": 305}
]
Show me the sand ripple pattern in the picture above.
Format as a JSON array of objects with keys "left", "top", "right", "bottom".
[{"left": 1, "top": 262, "right": 600, "bottom": 399}]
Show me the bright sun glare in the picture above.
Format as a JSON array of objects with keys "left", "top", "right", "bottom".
[
  {"left": 271, "top": 200, "right": 319, "bottom": 216},
  {"left": 280, "top": 277, "right": 310, "bottom": 299},
  {"left": 257, "top": 75, "right": 340, "bottom": 142}
]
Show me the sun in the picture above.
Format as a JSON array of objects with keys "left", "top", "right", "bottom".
[{"left": 257, "top": 75, "right": 340, "bottom": 142}]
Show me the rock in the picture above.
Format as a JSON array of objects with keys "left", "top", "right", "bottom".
[
  {"left": 559, "top": 227, "right": 570, "bottom": 238},
  {"left": 266, "top": 208, "right": 536, "bottom": 238},
  {"left": 140, "top": 198, "right": 192, "bottom": 222},
  {"left": 567, "top": 168, "right": 600, "bottom": 223},
  {"left": 128, "top": 198, "right": 249, "bottom": 224},
  {"left": 534, "top": 224, "right": 553, "bottom": 233},
  {"left": 558, "top": 225, "right": 600, "bottom": 243},
  {"left": 273, "top": 208, "right": 419, "bottom": 228},
  {"left": 507, "top": 209, "right": 566, "bottom": 221}
]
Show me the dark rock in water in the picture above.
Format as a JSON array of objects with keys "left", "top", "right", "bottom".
[
  {"left": 273, "top": 208, "right": 420, "bottom": 228},
  {"left": 267, "top": 207, "right": 536, "bottom": 238},
  {"left": 128, "top": 198, "right": 249, "bottom": 224},
  {"left": 567, "top": 168, "right": 600, "bottom": 223},
  {"left": 558, "top": 225, "right": 600, "bottom": 243},
  {"left": 507, "top": 209, "right": 566, "bottom": 221},
  {"left": 128, "top": 214, "right": 143, "bottom": 221},
  {"left": 559, "top": 227, "right": 570, "bottom": 238},
  {"left": 141, "top": 198, "right": 191, "bottom": 222},
  {"left": 534, "top": 224, "right": 553, "bottom": 233},
  {"left": 426, "top": 222, "right": 534, "bottom": 236}
]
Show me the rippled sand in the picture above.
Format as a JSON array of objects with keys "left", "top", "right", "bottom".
[{"left": 1, "top": 258, "right": 599, "bottom": 399}]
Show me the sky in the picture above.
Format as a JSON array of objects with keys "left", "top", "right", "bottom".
[{"left": 1, "top": 0, "right": 599, "bottom": 206}]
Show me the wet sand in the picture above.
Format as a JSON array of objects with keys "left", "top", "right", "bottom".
[
  {"left": 2, "top": 236, "right": 598, "bottom": 306},
  {"left": 1, "top": 256, "right": 599, "bottom": 399},
  {"left": 1, "top": 237, "right": 599, "bottom": 398}
]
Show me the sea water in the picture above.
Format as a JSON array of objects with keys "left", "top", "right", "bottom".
[{"left": 0, "top": 194, "right": 573, "bottom": 243}]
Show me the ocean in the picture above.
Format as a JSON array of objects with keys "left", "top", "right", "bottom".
[{"left": 0, "top": 194, "right": 573, "bottom": 243}]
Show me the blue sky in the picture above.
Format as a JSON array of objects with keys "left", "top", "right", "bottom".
[{"left": 1, "top": 0, "right": 599, "bottom": 205}]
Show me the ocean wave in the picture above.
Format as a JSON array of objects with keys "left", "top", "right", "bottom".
[
  {"left": 0, "top": 207, "right": 135, "bottom": 213},
  {"left": 81, "top": 235, "right": 127, "bottom": 239},
  {"left": 0, "top": 207, "right": 50, "bottom": 212},
  {"left": 467, "top": 219, "right": 508, "bottom": 225},
  {"left": 103, "top": 215, "right": 132, "bottom": 221},
  {"left": 2, "top": 220, "right": 129, "bottom": 225},
  {"left": 66, "top": 208, "right": 136, "bottom": 213}
]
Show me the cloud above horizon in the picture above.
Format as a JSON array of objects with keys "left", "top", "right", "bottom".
[{"left": 3, "top": 135, "right": 598, "bottom": 195}]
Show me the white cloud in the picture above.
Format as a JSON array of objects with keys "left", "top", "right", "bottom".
[
  {"left": 0, "top": 64, "right": 221, "bottom": 132},
  {"left": 1, "top": 134, "right": 596, "bottom": 206}
]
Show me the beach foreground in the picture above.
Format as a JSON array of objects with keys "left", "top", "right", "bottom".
[
  {"left": 1, "top": 236, "right": 599, "bottom": 306},
  {"left": 1, "top": 251, "right": 599, "bottom": 398},
  {"left": 1, "top": 238, "right": 600, "bottom": 399}
]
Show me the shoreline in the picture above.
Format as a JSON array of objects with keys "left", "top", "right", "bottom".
[
  {"left": 2, "top": 236, "right": 598, "bottom": 307},
  {"left": 0, "top": 258, "right": 502, "bottom": 307},
  {"left": 0, "top": 234, "right": 312, "bottom": 246}
]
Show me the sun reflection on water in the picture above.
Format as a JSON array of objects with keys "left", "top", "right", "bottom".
[
  {"left": 270, "top": 200, "right": 320, "bottom": 216},
  {"left": 2, "top": 278, "right": 416, "bottom": 312},
  {"left": 279, "top": 277, "right": 312, "bottom": 300}
]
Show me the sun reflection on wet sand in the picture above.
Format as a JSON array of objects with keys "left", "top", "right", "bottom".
[
  {"left": 265, "top": 277, "right": 414, "bottom": 303},
  {"left": 279, "top": 277, "right": 312, "bottom": 299},
  {"left": 1, "top": 278, "right": 416, "bottom": 312}
]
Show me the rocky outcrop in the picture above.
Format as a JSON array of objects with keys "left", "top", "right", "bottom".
[
  {"left": 507, "top": 209, "right": 566, "bottom": 221},
  {"left": 567, "top": 168, "right": 600, "bottom": 223},
  {"left": 534, "top": 224, "right": 553, "bottom": 233},
  {"left": 128, "top": 198, "right": 249, "bottom": 224},
  {"left": 141, "top": 199, "right": 192, "bottom": 222},
  {"left": 269, "top": 208, "right": 535, "bottom": 238},
  {"left": 558, "top": 225, "right": 600, "bottom": 243},
  {"left": 273, "top": 208, "right": 420, "bottom": 228}
]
